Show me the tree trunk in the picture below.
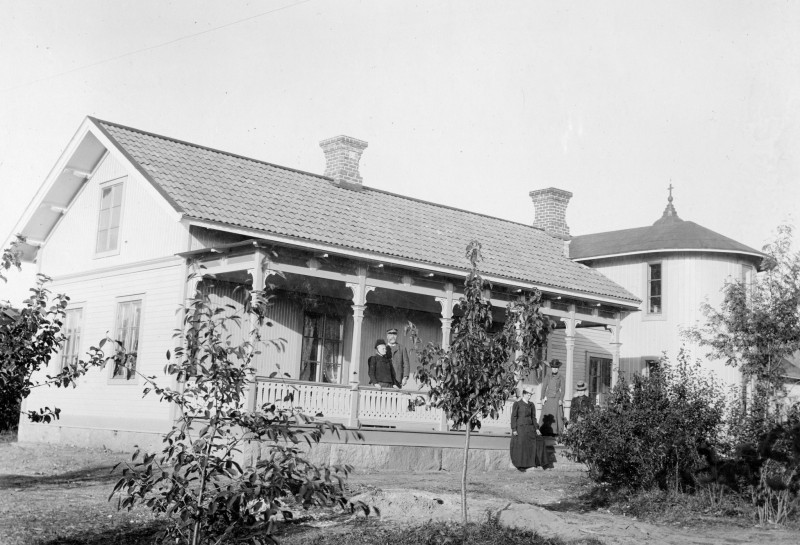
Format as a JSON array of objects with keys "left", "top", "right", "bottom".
[{"left": 461, "top": 421, "right": 471, "bottom": 525}]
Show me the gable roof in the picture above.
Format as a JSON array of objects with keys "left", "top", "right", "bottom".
[
  {"left": 81, "top": 118, "right": 638, "bottom": 306},
  {"left": 570, "top": 197, "right": 765, "bottom": 265}
]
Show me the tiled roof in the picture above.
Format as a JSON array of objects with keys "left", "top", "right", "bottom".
[
  {"left": 92, "top": 118, "right": 639, "bottom": 305},
  {"left": 571, "top": 205, "right": 765, "bottom": 264}
]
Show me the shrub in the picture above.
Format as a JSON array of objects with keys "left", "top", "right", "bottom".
[
  {"left": 111, "top": 276, "right": 369, "bottom": 545},
  {"left": 563, "top": 349, "right": 726, "bottom": 491}
]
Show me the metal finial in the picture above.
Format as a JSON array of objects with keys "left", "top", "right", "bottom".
[{"left": 667, "top": 183, "right": 674, "bottom": 203}]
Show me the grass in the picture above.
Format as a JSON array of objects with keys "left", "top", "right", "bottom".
[{"left": 282, "top": 518, "right": 604, "bottom": 545}]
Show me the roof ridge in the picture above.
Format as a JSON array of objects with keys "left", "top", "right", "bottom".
[
  {"left": 91, "top": 117, "right": 544, "bottom": 233},
  {"left": 90, "top": 116, "right": 333, "bottom": 182}
]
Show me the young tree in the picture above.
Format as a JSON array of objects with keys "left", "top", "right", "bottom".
[
  {"left": 686, "top": 224, "right": 800, "bottom": 429},
  {"left": 111, "top": 276, "right": 368, "bottom": 545},
  {"left": 412, "top": 241, "right": 553, "bottom": 525}
]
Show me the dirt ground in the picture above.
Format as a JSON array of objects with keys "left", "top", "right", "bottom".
[{"left": 1, "top": 439, "right": 797, "bottom": 545}]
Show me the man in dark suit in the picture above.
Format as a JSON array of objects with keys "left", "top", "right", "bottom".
[{"left": 386, "top": 328, "right": 410, "bottom": 388}]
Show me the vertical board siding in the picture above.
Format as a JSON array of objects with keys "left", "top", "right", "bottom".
[
  {"left": 24, "top": 263, "right": 184, "bottom": 429},
  {"left": 593, "top": 253, "right": 750, "bottom": 388},
  {"left": 40, "top": 153, "right": 187, "bottom": 278},
  {"left": 357, "top": 306, "right": 441, "bottom": 390}
]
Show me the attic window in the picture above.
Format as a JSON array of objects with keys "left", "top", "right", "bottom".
[{"left": 96, "top": 180, "right": 124, "bottom": 255}]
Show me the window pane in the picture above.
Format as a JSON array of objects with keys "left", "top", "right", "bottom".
[
  {"left": 322, "top": 362, "right": 341, "bottom": 384},
  {"left": 110, "top": 204, "right": 122, "bottom": 229},
  {"left": 112, "top": 184, "right": 123, "bottom": 206},
  {"left": 107, "top": 228, "right": 119, "bottom": 250},
  {"left": 100, "top": 186, "right": 113, "bottom": 208},
  {"left": 650, "top": 282, "right": 661, "bottom": 297},
  {"left": 303, "top": 315, "right": 320, "bottom": 337},
  {"left": 649, "top": 264, "right": 661, "bottom": 280},
  {"left": 98, "top": 208, "right": 110, "bottom": 230},
  {"left": 324, "top": 317, "right": 341, "bottom": 341}
]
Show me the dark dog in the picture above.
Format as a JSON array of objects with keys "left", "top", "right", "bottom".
[{"left": 540, "top": 414, "right": 557, "bottom": 437}]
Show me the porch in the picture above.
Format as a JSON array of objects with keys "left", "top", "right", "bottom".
[{"left": 181, "top": 233, "right": 633, "bottom": 428}]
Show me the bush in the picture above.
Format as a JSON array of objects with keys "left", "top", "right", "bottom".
[{"left": 563, "top": 349, "right": 726, "bottom": 491}]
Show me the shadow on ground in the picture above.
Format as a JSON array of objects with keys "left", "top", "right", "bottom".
[
  {"left": 37, "top": 522, "right": 164, "bottom": 545},
  {"left": 0, "top": 464, "right": 121, "bottom": 490}
]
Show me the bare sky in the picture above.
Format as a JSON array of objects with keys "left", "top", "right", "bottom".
[{"left": 1, "top": 0, "right": 799, "bottom": 304}]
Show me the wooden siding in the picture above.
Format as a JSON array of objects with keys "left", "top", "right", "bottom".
[
  {"left": 592, "top": 253, "right": 747, "bottom": 387},
  {"left": 23, "top": 262, "right": 185, "bottom": 431},
  {"left": 40, "top": 153, "right": 187, "bottom": 277},
  {"left": 545, "top": 326, "right": 613, "bottom": 390}
]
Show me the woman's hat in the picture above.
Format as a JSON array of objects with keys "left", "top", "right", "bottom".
[
  {"left": 374, "top": 338, "right": 386, "bottom": 348},
  {"left": 575, "top": 381, "right": 587, "bottom": 391},
  {"left": 549, "top": 359, "right": 563, "bottom": 369},
  {"left": 522, "top": 387, "right": 533, "bottom": 395}
]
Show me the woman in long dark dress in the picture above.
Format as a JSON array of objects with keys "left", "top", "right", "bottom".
[{"left": 510, "top": 388, "right": 545, "bottom": 471}]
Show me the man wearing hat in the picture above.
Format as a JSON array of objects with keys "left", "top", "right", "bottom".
[
  {"left": 539, "top": 359, "right": 565, "bottom": 435},
  {"left": 386, "top": 327, "right": 410, "bottom": 388},
  {"left": 569, "top": 381, "right": 593, "bottom": 425}
]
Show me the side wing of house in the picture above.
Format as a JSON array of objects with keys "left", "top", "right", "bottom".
[
  {"left": 13, "top": 120, "right": 190, "bottom": 450},
  {"left": 589, "top": 253, "right": 750, "bottom": 388}
]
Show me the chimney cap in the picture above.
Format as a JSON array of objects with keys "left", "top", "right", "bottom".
[{"left": 529, "top": 187, "right": 573, "bottom": 199}]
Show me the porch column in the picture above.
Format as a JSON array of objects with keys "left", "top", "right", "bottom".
[
  {"left": 345, "top": 267, "right": 374, "bottom": 428},
  {"left": 609, "top": 319, "right": 622, "bottom": 389},
  {"left": 435, "top": 283, "right": 455, "bottom": 431},
  {"left": 435, "top": 282, "right": 455, "bottom": 350},
  {"left": 560, "top": 314, "right": 581, "bottom": 421}
]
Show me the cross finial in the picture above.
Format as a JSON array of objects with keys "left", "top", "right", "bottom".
[{"left": 667, "top": 183, "right": 674, "bottom": 202}]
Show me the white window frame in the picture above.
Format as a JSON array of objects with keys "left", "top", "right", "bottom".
[
  {"left": 586, "top": 352, "right": 613, "bottom": 407},
  {"left": 643, "top": 260, "right": 665, "bottom": 320},
  {"left": 58, "top": 305, "right": 85, "bottom": 372},
  {"left": 95, "top": 177, "right": 126, "bottom": 258},
  {"left": 108, "top": 294, "right": 144, "bottom": 383}
]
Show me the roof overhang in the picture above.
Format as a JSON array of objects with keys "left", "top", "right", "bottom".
[
  {"left": 183, "top": 218, "right": 642, "bottom": 311},
  {"left": 573, "top": 247, "right": 766, "bottom": 267}
]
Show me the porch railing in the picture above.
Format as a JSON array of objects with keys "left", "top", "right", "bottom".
[{"left": 254, "top": 377, "right": 514, "bottom": 432}]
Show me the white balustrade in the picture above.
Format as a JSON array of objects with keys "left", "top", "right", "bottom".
[
  {"left": 256, "top": 379, "right": 351, "bottom": 420},
  {"left": 359, "top": 387, "right": 443, "bottom": 425},
  {"left": 254, "top": 378, "right": 516, "bottom": 432}
]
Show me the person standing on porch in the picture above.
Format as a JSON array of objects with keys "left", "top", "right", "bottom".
[
  {"left": 368, "top": 339, "right": 400, "bottom": 389},
  {"left": 386, "top": 328, "right": 410, "bottom": 388},
  {"left": 539, "top": 359, "right": 565, "bottom": 434}
]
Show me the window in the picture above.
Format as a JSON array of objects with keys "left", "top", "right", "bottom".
[
  {"left": 299, "top": 313, "right": 343, "bottom": 383},
  {"left": 96, "top": 181, "right": 124, "bottom": 254},
  {"left": 111, "top": 299, "right": 142, "bottom": 379},
  {"left": 587, "top": 355, "right": 612, "bottom": 406},
  {"left": 647, "top": 263, "right": 662, "bottom": 315},
  {"left": 643, "top": 357, "right": 660, "bottom": 377},
  {"left": 59, "top": 307, "right": 84, "bottom": 371}
]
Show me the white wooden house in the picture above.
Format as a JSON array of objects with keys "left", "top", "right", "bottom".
[
  {"left": 569, "top": 189, "right": 766, "bottom": 398},
  {"left": 9, "top": 117, "right": 640, "bottom": 452}
]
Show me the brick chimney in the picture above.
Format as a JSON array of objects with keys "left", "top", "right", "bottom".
[
  {"left": 529, "top": 187, "right": 573, "bottom": 239},
  {"left": 319, "top": 135, "right": 368, "bottom": 189}
]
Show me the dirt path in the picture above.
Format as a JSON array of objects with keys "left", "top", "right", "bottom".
[
  {"left": 1, "top": 440, "right": 797, "bottom": 545},
  {"left": 351, "top": 487, "right": 797, "bottom": 545}
]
